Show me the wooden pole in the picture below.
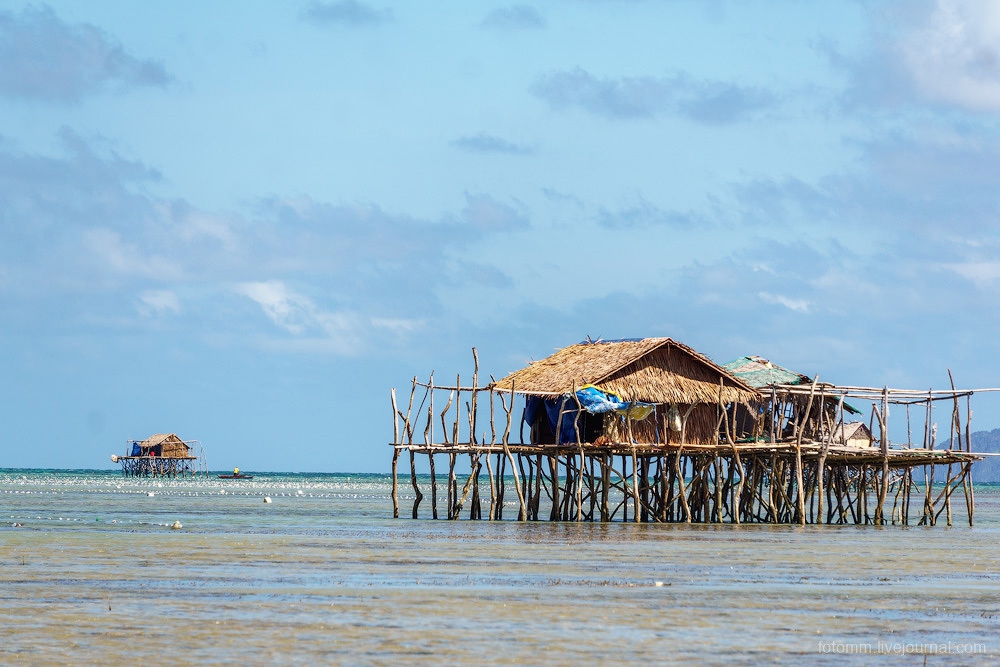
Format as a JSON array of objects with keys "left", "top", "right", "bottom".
[
  {"left": 875, "top": 386, "right": 890, "bottom": 525},
  {"left": 390, "top": 387, "right": 400, "bottom": 518},
  {"left": 795, "top": 377, "right": 818, "bottom": 525},
  {"left": 452, "top": 453, "right": 479, "bottom": 520},
  {"left": 470, "top": 350, "right": 479, "bottom": 442},
  {"left": 499, "top": 382, "right": 528, "bottom": 520},
  {"left": 572, "top": 385, "right": 585, "bottom": 522},
  {"left": 534, "top": 454, "right": 543, "bottom": 520},
  {"left": 719, "top": 380, "right": 743, "bottom": 525},
  {"left": 966, "top": 393, "right": 975, "bottom": 525},
  {"left": 549, "top": 454, "right": 560, "bottom": 521},
  {"left": 485, "top": 440, "right": 496, "bottom": 521},
  {"left": 675, "top": 440, "right": 689, "bottom": 522},
  {"left": 424, "top": 374, "right": 438, "bottom": 519},
  {"left": 924, "top": 391, "right": 935, "bottom": 525},
  {"left": 409, "top": 450, "right": 422, "bottom": 519},
  {"left": 601, "top": 453, "right": 611, "bottom": 521}
]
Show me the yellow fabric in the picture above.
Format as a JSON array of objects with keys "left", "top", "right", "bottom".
[{"left": 617, "top": 403, "right": 654, "bottom": 420}]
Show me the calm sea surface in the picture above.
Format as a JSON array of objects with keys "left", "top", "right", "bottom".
[{"left": 2, "top": 469, "right": 998, "bottom": 666}]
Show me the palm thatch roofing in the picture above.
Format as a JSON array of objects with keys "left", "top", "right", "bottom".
[
  {"left": 490, "top": 337, "right": 757, "bottom": 405},
  {"left": 722, "top": 355, "right": 811, "bottom": 388},
  {"left": 723, "top": 355, "right": 862, "bottom": 414},
  {"left": 137, "top": 433, "right": 193, "bottom": 458}
]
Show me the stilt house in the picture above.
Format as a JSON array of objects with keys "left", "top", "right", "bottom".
[
  {"left": 389, "top": 337, "right": 983, "bottom": 525},
  {"left": 113, "top": 433, "right": 202, "bottom": 477}
]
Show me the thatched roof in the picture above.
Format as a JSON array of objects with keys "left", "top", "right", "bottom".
[
  {"left": 137, "top": 433, "right": 192, "bottom": 458},
  {"left": 723, "top": 354, "right": 862, "bottom": 414},
  {"left": 722, "top": 355, "right": 812, "bottom": 388},
  {"left": 140, "top": 433, "right": 181, "bottom": 448},
  {"left": 490, "top": 338, "right": 757, "bottom": 405}
]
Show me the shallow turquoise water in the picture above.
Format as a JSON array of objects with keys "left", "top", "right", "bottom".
[{"left": 2, "top": 470, "right": 998, "bottom": 665}]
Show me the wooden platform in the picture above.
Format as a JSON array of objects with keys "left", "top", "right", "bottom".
[
  {"left": 391, "top": 439, "right": 979, "bottom": 526},
  {"left": 114, "top": 455, "right": 199, "bottom": 478}
]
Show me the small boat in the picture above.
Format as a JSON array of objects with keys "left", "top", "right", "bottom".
[{"left": 218, "top": 473, "right": 253, "bottom": 480}]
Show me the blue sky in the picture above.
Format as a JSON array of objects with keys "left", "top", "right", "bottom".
[{"left": 3, "top": 1, "right": 1000, "bottom": 471}]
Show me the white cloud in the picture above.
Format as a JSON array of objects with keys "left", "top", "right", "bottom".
[
  {"left": 897, "top": 0, "right": 1000, "bottom": 111},
  {"left": 941, "top": 260, "right": 1000, "bottom": 287},
  {"left": 173, "top": 205, "right": 239, "bottom": 249},
  {"left": 236, "top": 280, "right": 314, "bottom": 335},
  {"left": 235, "top": 280, "right": 372, "bottom": 354},
  {"left": 758, "top": 291, "right": 811, "bottom": 313},
  {"left": 138, "top": 289, "right": 181, "bottom": 316},
  {"left": 234, "top": 281, "right": 429, "bottom": 354},
  {"left": 0, "top": 131, "right": 534, "bottom": 355},
  {"left": 371, "top": 317, "right": 424, "bottom": 335},
  {"left": 83, "top": 228, "right": 182, "bottom": 281}
]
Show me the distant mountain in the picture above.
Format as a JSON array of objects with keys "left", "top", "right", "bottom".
[
  {"left": 969, "top": 429, "right": 1000, "bottom": 484},
  {"left": 910, "top": 429, "right": 1000, "bottom": 483}
]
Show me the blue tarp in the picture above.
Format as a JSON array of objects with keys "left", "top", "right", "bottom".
[
  {"left": 575, "top": 385, "right": 623, "bottom": 413},
  {"left": 575, "top": 384, "right": 654, "bottom": 418},
  {"left": 523, "top": 385, "right": 654, "bottom": 444},
  {"left": 524, "top": 395, "right": 581, "bottom": 444}
]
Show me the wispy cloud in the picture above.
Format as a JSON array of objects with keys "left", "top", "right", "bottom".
[
  {"left": 83, "top": 228, "right": 183, "bottom": 282},
  {"left": 138, "top": 289, "right": 181, "bottom": 317},
  {"left": 459, "top": 193, "right": 529, "bottom": 233},
  {"left": 234, "top": 280, "right": 422, "bottom": 355},
  {"left": 0, "top": 5, "right": 169, "bottom": 103},
  {"left": 530, "top": 67, "right": 775, "bottom": 123},
  {"left": 727, "top": 130, "right": 1000, "bottom": 243},
  {"left": 235, "top": 280, "right": 321, "bottom": 336},
  {"left": 299, "top": 1, "right": 392, "bottom": 27},
  {"left": 596, "top": 196, "right": 711, "bottom": 229},
  {"left": 452, "top": 132, "right": 534, "bottom": 155},
  {"left": 941, "top": 260, "right": 1000, "bottom": 288},
  {"left": 0, "top": 131, "right": 529, "bottom": 354},
  {"left": 481, "top": 5, "right": 546, "bottom": 31},
  {"left": 758, "top": 291, "right": 811, "bottom": 313}
]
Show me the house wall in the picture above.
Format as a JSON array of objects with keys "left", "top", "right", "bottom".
[{"left": 603, "top": 403, "right": 719, "bottom": 445}]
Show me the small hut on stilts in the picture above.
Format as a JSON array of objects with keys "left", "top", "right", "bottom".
[
  {"left": 111, "top": 434, "right": 206, "bottom": 477},
  {"left": 389, "top": 338, "right": 982, "bottom": 525}
]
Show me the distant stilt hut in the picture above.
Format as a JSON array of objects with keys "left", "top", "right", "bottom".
[{"left": 112, "top": 433, "right": 205, "bottom": 477}]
